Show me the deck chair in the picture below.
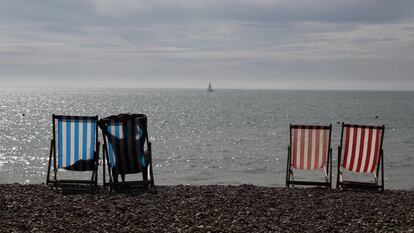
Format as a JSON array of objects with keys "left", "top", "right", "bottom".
[
  {"left": 46, "top": 115, "right": 100, "bottom": 188},
  {"left": 286, "top": 124, "right": 332, "bottom": 188},
  {"left": 99, "top": 113, "right": 154, "bottom": 191},
  {"left": 337, "top": 123, "right": 385, "bottom": 191}
]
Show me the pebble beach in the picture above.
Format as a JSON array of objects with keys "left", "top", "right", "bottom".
[{"left": 1, "top": 184, "right": 413, "bottom": 232}]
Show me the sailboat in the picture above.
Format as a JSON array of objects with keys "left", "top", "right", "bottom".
[{"left": 207, "top": 83, "right": 213, "bottom": 92}]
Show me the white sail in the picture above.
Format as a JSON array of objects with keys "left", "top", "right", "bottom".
[{"left": 207, "top": 83, "right": 213, "bottom": 92}]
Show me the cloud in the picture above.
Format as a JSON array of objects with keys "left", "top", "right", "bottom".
[
  {"left": 0, "top": 0, "right": 413, "bottom": 89},
  {"left": 87, "top": 0, "right": 414, "bottom": 24},
  {"left": 2, "top": 0, "right": 414, "bottom": 25}
]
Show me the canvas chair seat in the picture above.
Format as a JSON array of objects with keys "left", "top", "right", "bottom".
[
  {"left": 46, "top": 115, "right": 100, "bottom": 188},
  {"left": 337, "top": 123, "right": 385, "bottom": 191},
  {"left": 286, "top": 124, "right": 332, "bottom": 188},
  {"left": 99, "top": 113, "right": 155, "bottom": 191}
]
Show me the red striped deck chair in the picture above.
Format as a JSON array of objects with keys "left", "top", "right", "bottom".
[
  {"left": 286, "top": 124, "right": 332, "bottom": 188},
  {"left": 99, "top": 113, "right": 154, "bottom": 191},
  {"left": 46, "top": 115, "right": 100, "bottom": 189},
  {"left": 337, "top": 123, "right": 385, "bottom": 191}
]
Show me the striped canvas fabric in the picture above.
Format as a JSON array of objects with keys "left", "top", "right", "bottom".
[
  {"left": 103, "top": 116, "right": 147, "bottom": 175},
  {"left": 291, "top": 126, "right": 330, "bottom": 170},
  {"left": 341, "top": 125, "right": 383, "bottom": 173},
  {"left": 56, "top": 116, "right": 97, "bottom": 170}
]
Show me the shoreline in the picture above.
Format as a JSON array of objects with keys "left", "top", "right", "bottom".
[{"left": 1, "top": 184, "right": 413, "bottom": 232}]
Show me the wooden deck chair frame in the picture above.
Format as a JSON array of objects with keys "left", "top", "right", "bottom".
[
  {"left": 286, "top": 124, "right": 332, "bottom": 188},
  {"left": 337, "top": 123, "right": 385, "bottom": 191},
  {"left": 99, "top": 113, "right": 155, "bottom": 191},
  {"left": 46, "top": 114, "right": 100, "bottom": 188}
]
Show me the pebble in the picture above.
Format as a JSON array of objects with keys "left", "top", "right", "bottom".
[{"left": 0, "top": 184, "right": 413, "bottom": 232}]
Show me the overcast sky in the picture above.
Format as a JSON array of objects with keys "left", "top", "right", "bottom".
[{"left": 1, "top": 0, "right": 414, "bottom": 90}]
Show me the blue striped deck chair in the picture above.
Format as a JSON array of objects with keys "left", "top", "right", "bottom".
[
  {"left": 99, "top": 113, "right": 154, "bottom": 190},
  {"left": 46, "top": 115, "right": 100, "bottom": 188}
]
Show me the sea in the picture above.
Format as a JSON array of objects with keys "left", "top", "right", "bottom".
[{"left": 0, "top": 89, "right": 413, "bottom": 190}]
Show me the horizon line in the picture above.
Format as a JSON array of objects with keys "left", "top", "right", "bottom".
[{"left": 1, "top": 86, "right": 413, "bottom": 92}]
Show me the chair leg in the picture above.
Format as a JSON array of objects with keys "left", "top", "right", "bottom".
[
  {"left": 150, "top": 165, "right": 155, "bottom": 188},
  {"left": 324, "top": 166, "right": 329, "bottom": 189},
  {"left": 94, "top": 143, "right": 100, "bottom": 188},
  {"left": 286, "top": 146, "right": 291, "bottom": 188},
  {"left": 329, "top": 149, "right": 332, "bottom": 189},
  {"left": 289, "top": 169, "right": 294, "bottom": 188},
  {"left": 105, "top": 147, "right": 113, "bottom": 190},
  {"left": 144, "top": 166, "right": 150, "bottom": 190},
  {"left": 103, "top": 147, "right": 106, "bottom": 188},
  {"left": 336, "top": 147, "right": 342, "bottom": 189},
  {"left": 381, "top": 150, "right": 384, "bottom": 191},
  {"left": 112, "top": 171, "right": 118, "bottom": 191},
  {"left": 148, "top": 164, "right": 157, "bottom": 193},
  {"left": 46, "top": 140, "right": 54, "bottom": 185},
  {"left": 121, "top": 173, "right": 126, "bottom": 183},
  {"left": 147, "top": 142, "right": 155, "bottom": 190},
  {"left": 90, "top": 165, "right": 96, "bottom": 184}
]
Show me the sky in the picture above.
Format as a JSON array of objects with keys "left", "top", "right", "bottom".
[{"left": 0, "top": 0, "right": 414, "bottom": 90}]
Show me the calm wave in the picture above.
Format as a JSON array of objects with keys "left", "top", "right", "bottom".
[{"left": 0, "top": 89, "right": 413, "bottom": 190}]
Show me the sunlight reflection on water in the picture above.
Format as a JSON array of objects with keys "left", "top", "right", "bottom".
[{"left": 0, "top": 89, "right": 413, "bottom": 190}]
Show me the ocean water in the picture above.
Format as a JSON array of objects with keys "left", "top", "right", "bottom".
[{"left": 0, "top": 89, "right": 413, "bottom": 190}]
